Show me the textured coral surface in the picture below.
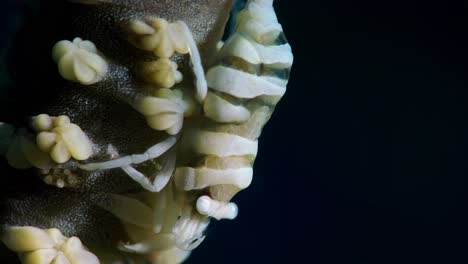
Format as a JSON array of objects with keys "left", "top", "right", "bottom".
[{"left": 0, "top": 0, "right": 292, "bottom": 263}]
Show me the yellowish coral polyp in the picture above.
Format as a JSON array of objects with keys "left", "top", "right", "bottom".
[
  {"left": 128, "top": 18, "right": 189, "bottom": 58},
  {"left": 52, "top": 37, "right": 108, "bottom": 85},
  {"left": 141, "top": 59, "right": 183, "bottom": 88},
  {"left": 33, "top": 114, "right": 93, "bottom": 163},
  {"left": 135, "top": 89, "right": 194, "bottom": 135},
  {"left": 1, "top": 226, "right": 100, "bottom": 264},
  {"left": 127, "top": 17, "right": 208, "bottom": 103}
]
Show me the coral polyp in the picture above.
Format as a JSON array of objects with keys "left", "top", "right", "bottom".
[{"left": 0, "top": 0, "right": 293, "bottom": 263}]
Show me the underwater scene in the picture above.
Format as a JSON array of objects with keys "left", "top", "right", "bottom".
[{"left": 0, "top": 0, "right": 467, "bottom": 263}]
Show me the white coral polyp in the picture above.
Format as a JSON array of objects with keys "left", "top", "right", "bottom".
[
  {"left": 1, "top": 226, "right": 100, "bottom": 264},
  {"left": 52, "top": 37, "right": 108, "bottom": 85}
]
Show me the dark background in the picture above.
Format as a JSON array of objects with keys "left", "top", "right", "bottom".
[{"left": 1, "top": 0, "right": 468, "bottom": 263}]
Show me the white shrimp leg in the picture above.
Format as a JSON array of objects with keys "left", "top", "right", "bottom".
[
  {"left": 174, "top": 167, "right": 253, "bottom": 190},
  {"left": 121, "top": 166, "right": 157, "bottom": 192},
  {"left": 151, "top": 148, "right": 176, "bottom": 192},
  {"left": 176, "top": 21, "right": 208, "bottom": 103},
  {"left": 78, "top": 136, "right": 177, "bottom": 171},
  {"left": 79, "top": 136, "right": 177, "bottom": 192},
  {"left": 118, "top": 234, "right": 176, "bottom": 253},
  {"left": 121, "top": 148, "right": 176, "bottom": 192},
  {"left": 196, "top": 196, "right": 238, "bottom": 220}
]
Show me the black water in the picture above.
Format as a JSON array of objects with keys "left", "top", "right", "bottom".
[{"left": 1, "top": 0, "right": 467, "bottom": 263}]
